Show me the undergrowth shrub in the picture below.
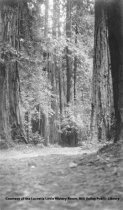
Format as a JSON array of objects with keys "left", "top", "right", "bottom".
[
  {"left": 28, "top": 131, "right": 45, "bottom": 145},
  {"left": 60, "top": 103, "right": 91, "bottom": 146}
]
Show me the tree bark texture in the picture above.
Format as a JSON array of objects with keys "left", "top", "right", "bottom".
[
  {"left": 91, "top": 0, "right": 114, "bottom": 142},
  {"left": 49, "top": 0, "right": 60, "bottom": 144},
  {"left": 91, "top": 0, "right": 123, "bottom": 142},
  {"left": 0, "top": 2, "right": 27, "bottom": 143},
  {"left": 108, "top": 0, "right": 123, "bottom": 141}
]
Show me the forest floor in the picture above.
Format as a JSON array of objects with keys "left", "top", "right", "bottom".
[{"left": 0, "top": 142, "right": 123, "bottom": 210}]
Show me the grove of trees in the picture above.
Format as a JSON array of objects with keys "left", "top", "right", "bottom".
[
  {"left": 1, "top": 0, "right": 122, "bottom": 148},
  {"left": 0, "top": 0, "right": 94, "bottom": 147}
]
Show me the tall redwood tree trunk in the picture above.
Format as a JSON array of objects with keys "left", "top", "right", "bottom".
[
  {"left": 0, "top": 1, "right": 27, "bottom": 143},
  {"left": 108, "top": 0, "right": 123, "bottom": 141},
  {"left": 91, "top": 0, "right": 123, "bottom": 142}
]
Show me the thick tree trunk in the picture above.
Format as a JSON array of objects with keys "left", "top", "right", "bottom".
[
  {"left": 91, "top": 0, "right": 123, "bottom": 142},
  {"left": 49, "top": 0, "right": 60, "bottom": 144},
  {"left": 91, "top": 0, "right": 115, "bottom": 142},
  {"left": 0, "top": 2, "right": 27, "bottom": 143},
  {"left": 108, "top": 0, "right": 123, "bottom": 141}
]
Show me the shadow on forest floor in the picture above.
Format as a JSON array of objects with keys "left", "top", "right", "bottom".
[{"left": 0, "top": 142, "right": 123, "bottom": 210}]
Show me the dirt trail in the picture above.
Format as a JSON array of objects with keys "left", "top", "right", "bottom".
[
  {"left": 0, "top": 145, "right": 123, "bottom": 210},
  {"left": 0, "top": 146, "right": 96, "bottom": 160}
]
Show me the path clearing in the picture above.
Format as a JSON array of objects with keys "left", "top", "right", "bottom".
[{"left": 0, "top": 145, "right": 123, "bottom": 210}]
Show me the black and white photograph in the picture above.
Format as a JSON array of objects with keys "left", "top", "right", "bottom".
[{"left": 0, "top": 0, "right": 122, "bottom": 209}]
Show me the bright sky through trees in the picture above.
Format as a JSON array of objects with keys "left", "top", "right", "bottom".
[{"left": 40, "top": 0, "right": 65, "bottom": 35}]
